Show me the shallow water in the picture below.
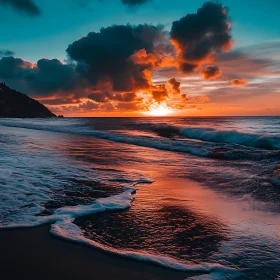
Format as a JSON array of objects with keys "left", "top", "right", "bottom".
[{"left": 0, "top": 117, "right": 279, "bottom": 279}]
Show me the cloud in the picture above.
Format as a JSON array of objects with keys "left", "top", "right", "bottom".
[
  {"left": 168, "top": 78, "right": 180, "bottom": 94},
  {"left": 0, "top": 0, "right": 40, "bottom": 16},
  {"left": 78, "top": 101, "right": 100, "bottom": 110},
  {"left": 200, "top": 65, "right": 222, "bottom": 80},
  {"left": 67, "top": 24, "right": 166, "bottom": 92},
  {"left": 121, "top": 0, "right": 151, "bottom": 6},
  {"left": 0, "top": 24, "right": 168, "bottom": 111},
  {"left": 151, "top": 84, "right": 168, "bottom": 103},
  {"left": 115, "top": 92, "right": 137, "bottom": 102},
  {"left": 116, "top": 102, "right": 144, "bottom": 111},
  {"left": 0, "top": 49, "right": 15, "bottom": 58},
  {"left": 88, "top": 91, "right": 137, "bottom": 103},
  {"left": 88, "top": 92, "right": 110, "bottom": 103},
  {"left": 170, "top": 2, "right": 233, "bottom": 73},
  {"left": 0, "top": 56, "right": 33, "bottom": 79},
  {"left": 216, "top": 45, "right": 280, "bottom": 80},
  {"left": 0, "top": 56, "right": 80, "bottom": 96},
  {"left": 38, "top": 98, "right": 82, "bottom": 106},
  {"left": 231, "top": 79, "right": 247, "bottom": 86},
  {"left": 181, "top": 93, "right": 209, "bottom": 104}
]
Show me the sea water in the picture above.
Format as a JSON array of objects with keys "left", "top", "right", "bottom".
[{"left": 0, "top": 117, "right": 280, "bottom": 279}]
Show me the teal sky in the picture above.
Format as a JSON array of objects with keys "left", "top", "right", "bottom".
[{"left": 1, "top": 0, "right": 279, "bottom": 63}]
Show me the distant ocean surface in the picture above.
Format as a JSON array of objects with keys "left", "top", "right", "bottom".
[{"left": 1, "top": 117, "right": 280, "bottom": 279}]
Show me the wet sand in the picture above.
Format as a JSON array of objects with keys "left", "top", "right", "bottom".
[{"left": 0, "top": 225, "right": 201, "bottom": 280}]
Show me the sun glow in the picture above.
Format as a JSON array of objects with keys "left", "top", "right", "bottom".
[{"left": 145, "top": 103, "right": 173, "bottom": 116}]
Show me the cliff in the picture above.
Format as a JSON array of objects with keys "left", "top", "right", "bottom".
[{"left": 0, "top": 83, "right": 56, "bottom": 118}]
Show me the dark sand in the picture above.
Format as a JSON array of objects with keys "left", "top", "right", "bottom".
[{"left": 0, "top": 225, "right": 201, "bottom": 280}]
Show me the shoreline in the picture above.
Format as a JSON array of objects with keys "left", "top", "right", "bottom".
[{"left": 0, "top": 225, "right": 202, "bottom": 280}]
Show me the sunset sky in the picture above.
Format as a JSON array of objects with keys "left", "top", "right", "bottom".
[{"left": 0, "top": 0, "right": 279, "bottom": 116}]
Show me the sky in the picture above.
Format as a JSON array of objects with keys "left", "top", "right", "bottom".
[{"left": 0, "top": 0, "right": 279, "bottom": 116}]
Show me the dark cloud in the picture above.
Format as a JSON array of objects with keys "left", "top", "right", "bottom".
[
  {"left": 31, "top": 59, "right": 79, "bottom": 94},
  {"left": 151, "top": 84, "right": 168, "bottom": 103},
  {"left": 0, "top": 56, "right": 32, "bottom": 79},
  {"left": 115, "top": 92, "right": 137, "bottom": 102},
  {"left": 0, "top": 49, "right": 15, "bottom": 58},
  {"left": 170, "top": 1, "right": 233, "bottom": 73},
  {"left": 88, "top": 91, "right": 137, "bottom": 103},
  {"left": 88, "top": 92, "right": 110, "bottom": 103},
  {"left": 200, "top": 65, "right": 222, "bottom": 80},
  {"left": 52, "top": 100, "right": 100, "bottom": 115},
  {"left": 231, "top": 79, "right": 247, "bottom": 86},
  {"left": 67, "top": 24, "right": 165, "bottom": 92},
  {"left": 121, "top": 0, "right": 150, "bottom": 6},
  {"left": 168, "top": 78, "right": 180, "bottom": 94},
  {"left": 116, "top": 102, "right": 143, "bottom": 111},
  {"left": 0, "top": 56, "right": 79, "bottom": 96},
  {"left": 0, "top": 0, "right": 40, "bottom": 16},
  {"left": 38, "top": 98, "right": 82, "bottom": 106},
  {"left": 78, "top": 101, "right": 100, "bottom": 110}
]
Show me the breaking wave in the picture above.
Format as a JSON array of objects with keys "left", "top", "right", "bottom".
[
  {"left": 179, "top": 127, "right": 280, "bottom": 150},
  {"left": 150, "top": 123, "right": 280, "bottom": 150}
]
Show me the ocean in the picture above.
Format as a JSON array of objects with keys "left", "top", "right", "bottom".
[{"left": 0, "top": 117, "right": 280, "bottom": 279}]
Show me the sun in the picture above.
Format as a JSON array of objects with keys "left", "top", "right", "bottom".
[{"left": 145, "top": 103, "right": 173, "bottom": 116}]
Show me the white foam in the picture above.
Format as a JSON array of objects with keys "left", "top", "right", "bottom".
[
  {"left": 49, "top": 187, "right": 236, "bottom": 275},
  {"left": 0, "top": 181, "right": 236, "bottom": 276}
]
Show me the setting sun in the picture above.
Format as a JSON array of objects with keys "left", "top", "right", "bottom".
[{"left": 145, "top": 103, "right": 173, "bottom": 116}]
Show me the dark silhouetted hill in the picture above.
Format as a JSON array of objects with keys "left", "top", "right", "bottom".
[{"left": 0, "top": 83, "right": 56, "bottom": 118}]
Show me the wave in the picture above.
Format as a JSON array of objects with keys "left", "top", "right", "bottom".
[
  {"left": 0, "top": 120, "right": 210, "bottom": 158},
  {"left": 149, "top": 123, "right": 280, "bottom": 150},
  {"left": 179, "top": 127, "right": 280, "bottom": 150},
  {"left": 1, "top": 120, "right": 278, "bottom": 163},
  {"left": 0, "top": 182, "right": 237, "bottom": 277}
]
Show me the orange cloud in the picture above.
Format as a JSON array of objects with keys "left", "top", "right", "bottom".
[
  {"left": 181, "top": 94, "right": 209, "bottom": 104},
  {"left": 231, "top": 79, "right": 247, "bottom": 86},
  {"left": 168, "top": 78, "right": 181, "bottom": 94},
  {"left": 200, "top": 65, "right": 222, "bottom": 80},
  {"left": 130, "top": 49, "right": 158, "bottom": 67},
  {"left": 151, "top": 84, "right": 169, "bottom": 103}
]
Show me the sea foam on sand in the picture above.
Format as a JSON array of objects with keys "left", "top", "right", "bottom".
[{"left": 0, "top": 182, "right": 237, "bottom": 278}]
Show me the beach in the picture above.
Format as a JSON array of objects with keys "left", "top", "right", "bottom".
[{"left": 0, "top": 225, "right": 199, "bottom": 280}]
